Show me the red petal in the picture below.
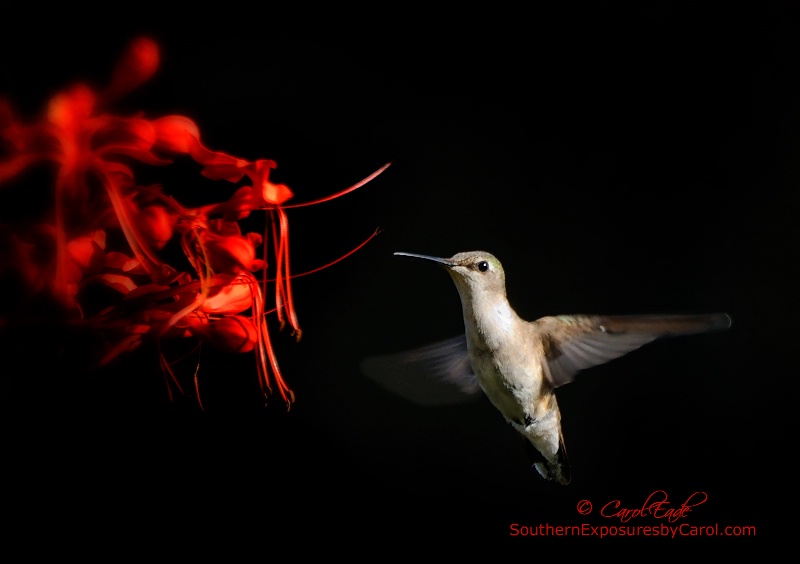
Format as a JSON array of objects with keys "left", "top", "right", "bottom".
[
  {"left": 0, "top": 154, "right": 40, "bottom": 182},
  {"left": 246, "top": 159, "right": 293, "bottom": 205},
  {"left": 202, "top": 234, "right": 257, "bottom": 273},
  {"left": 189, "top": 143, "right": 253, "bottom": 182},
  {"left": 104, "top": 37, "right": 160, "bottom": 102},
  {"left": 202, "top": 281, "right": 253, "bottom": 314},
  {"left": 152, "top": 115, "right": 201, "bottom": 154},
  {"left": 47, "top": 84, "right": 96, "bottom": 130},
  {"left": 201, "top": 186, "right": 259, "bottom": 220},
  {"left": 191, "top": 315, "right": 257, "bottom": 353},
  {"left": 92, "top": 116, "right": 157, "bottom": 153},
  {"left": 66, "top": 232, "right": 105, "bottom": 273},
  {"left": 84, "top": 273, "right": 139, "bottom": 294},
  {"left": 104, "top": 252, "right": 142, "bottom": 272},
  {"left": 262, "top": 181, "right": 293, "bottom": 205},
  {"left": 125, "top": 283, "right": 172, "bottom": 301},
  {"left": 135, "top": 205, "right": 174, "bottom": 250}
]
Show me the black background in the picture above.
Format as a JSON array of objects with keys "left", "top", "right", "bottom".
[{"left": 1, "top": 2, "right": 793, "bottom": 555}]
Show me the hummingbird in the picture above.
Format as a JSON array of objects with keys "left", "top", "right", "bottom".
[{"left": 362, "top": 251, "right": 731, "bottom": 485}]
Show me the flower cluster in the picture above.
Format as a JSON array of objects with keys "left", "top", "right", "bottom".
[{"left": 0, "top": 37, "right": 388, "bottom": 409}]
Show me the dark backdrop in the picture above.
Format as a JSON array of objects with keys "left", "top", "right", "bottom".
[{"left": 1, "top": 3, "right": 793, "bottom": 554}]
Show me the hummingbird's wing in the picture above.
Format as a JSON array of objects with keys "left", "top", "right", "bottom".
[
  {"left": 535, "top": 313, "right": 732, "bottom": 388},
  {"left": 360, "top": 335, "right": 481, "bottom": 406}
]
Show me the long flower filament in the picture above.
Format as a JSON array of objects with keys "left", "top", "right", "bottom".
[{"left": 282, "top": 161, "right": 391, "bottom": 209}]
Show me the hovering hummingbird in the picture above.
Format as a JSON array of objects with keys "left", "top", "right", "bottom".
[{"left": 361, "top": 251, "right": 731, "bottom": 485}]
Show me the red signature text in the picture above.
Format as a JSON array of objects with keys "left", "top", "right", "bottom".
[{"left": 600, "top": 490, "right": 708, "bottom": 523}]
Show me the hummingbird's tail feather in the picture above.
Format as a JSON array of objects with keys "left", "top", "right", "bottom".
[
  {"left": 519, "top": 431, "right": 571, "bottom": 485},
  {"left": 533, "top": 461, "right": 570, "bottom": 485}
]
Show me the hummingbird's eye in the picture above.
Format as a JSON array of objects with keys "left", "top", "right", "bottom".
[{"left": 477, "top": 260, "right": 489, "bottom": 272}]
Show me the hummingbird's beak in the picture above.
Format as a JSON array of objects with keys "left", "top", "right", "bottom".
[{"left": 394, "top": 252, "right": 454, "bottom": 267}]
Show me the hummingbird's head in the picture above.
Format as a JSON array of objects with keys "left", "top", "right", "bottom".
[{"left": 394, "top": 250, "right": 507, "bottom": 304}]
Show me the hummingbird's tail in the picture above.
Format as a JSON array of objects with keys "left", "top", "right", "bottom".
[
  {"left": 533, "top": 458, "right": 570, "bottom": 485},
  {"left": 519, "top": 432, "right": 571, "bottom": 485}
]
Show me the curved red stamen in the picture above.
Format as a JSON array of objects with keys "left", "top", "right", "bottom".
[
  {"left": 289, "top": 228, "right": 382, "bottom": 279},
  {"left": 282, "top": 162, "right": 391, "bottom": 209},
  {"left": 276, "top": 207, "right": 300, "bottom": 338}
]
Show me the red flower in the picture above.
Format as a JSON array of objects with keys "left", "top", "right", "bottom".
[{"left": 0, "top": 36, "right": 391, "bottom": 410}]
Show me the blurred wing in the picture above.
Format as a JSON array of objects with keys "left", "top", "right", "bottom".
[
  {"left": 537, "top": 313, "right": 732, "bottom": 388},
  {"left": 360, "top": 335, "right": 481, "bottom": 406}
]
